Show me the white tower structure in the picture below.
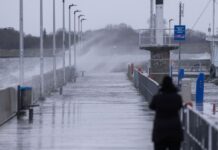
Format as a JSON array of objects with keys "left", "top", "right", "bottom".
[
  {"left": 150, "top": 0, "right": 154, "bottom": 29},
  {"left": 139, "top": 0, "right": 179, "bottom": 83},
  {"left": 155, "top": 0, "right": 164, "bottom": 45},
  {"left": 150, "top": 0, "right": 155, "bottom": 44}
]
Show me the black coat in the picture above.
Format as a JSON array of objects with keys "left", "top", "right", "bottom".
[{"left": 149, "top": 92, "right": 184, "bottom": 143}]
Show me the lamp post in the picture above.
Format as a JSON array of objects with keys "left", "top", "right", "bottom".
[
  {"left": 53, "top": 0, "right": 57, "bottom": 90},
  {"left": 212, "top": 0, "right": 216, "bottom": 64},
  {"left": 69, "top": 4, "right": 77, "bottom": 68},
  {"left": 168, "top": 19, "right": 173, "bottom": 45},
  {"left": 178, "top": 2, "right": 184, "bottom": 86},
  {"left": 78, "top": 14, "right": 84, "bottom": 50},
  {"left": 80, "top": 18, "right": 86, "bottom": 50},
  {"left": 62, "top": 0, "right": 66, "bottom": 84},
  {"left": 150, "top": 0, "right": 154, "bottom": 44},
  {"left": 73, "top": 10, "right": 81, "bottom": 79},
  {"left": 40, "top": 0, "right": 44, "bottom": 99},
  {"left": 19, "top": 0, "right": 24, "bottom": 86}
]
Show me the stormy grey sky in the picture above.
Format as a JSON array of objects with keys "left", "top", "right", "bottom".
[{"left": 0, "top": 0, "right": 217, "bottom": 36}]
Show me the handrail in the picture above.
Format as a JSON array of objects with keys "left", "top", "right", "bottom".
[
  {"left": 138, "top": 28, "right": 178, "bottom": 47},
  {"left": 130, "top": 68, "right": 218, "bottom": 150}
]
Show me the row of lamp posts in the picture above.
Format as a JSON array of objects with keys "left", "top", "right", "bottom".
[{"left": 19, "top": 0, "right": 86, "bottom": 99}]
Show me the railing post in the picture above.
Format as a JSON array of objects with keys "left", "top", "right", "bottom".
[
  {"left": 138, "top": 32, "right": 141, "bottom": 47},
  {"left": 213, "top": 103, "right": 216, "bottom": 115},
  {"left": 186, "top": 108, "right": 190, "bottom": 134},
  {"left": 183, "top": 107, "right": 189, "bottom": 150},
  {"left": 208, "top": 125, "right": 212, "bottom": 150}
]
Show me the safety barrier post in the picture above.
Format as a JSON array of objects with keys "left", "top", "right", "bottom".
[
  {"left": 186, "top": 108, "right": 190, "bottom": 135},
  {"left": 213, "top": 104, "right": 216, "bottom": 115},
  {"left": 196, "top": 73, "right": 205, "bottom": 111},
  {"left": 208, "top": 125, "right": 212, "bottom": 150}
]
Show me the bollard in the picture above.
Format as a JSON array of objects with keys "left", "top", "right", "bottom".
[
  {"left": 130, "top": 63, "right": 134, "bottom": 75},
  {"left": 213, "top": 104, "right": 216, "bottom": 115},
  {"left": 128, "top": 65, "right": 131, "bottom": 79},
  {"left": 29, "top": 108, "right": 34, "bottom": 121},
  {"left": 59, "top": 87, "right": 63, "bottom": 95},
  {"left": 81, "top": 71, "right": 85, "bottom": 77},
  {"left": 17, "top": 85, "right": 22, "bottom": 112}
]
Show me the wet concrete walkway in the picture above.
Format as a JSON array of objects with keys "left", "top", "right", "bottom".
[{"left": 0, "top": 73, "right": 153, "bottom": 150}]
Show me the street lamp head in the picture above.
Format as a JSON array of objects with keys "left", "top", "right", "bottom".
[
  {"left": 81, "top": 18, "right": 87, "bottom": 22},
  {"left": 69, "top": 4, "right": 77, "bottom": 9},
  {"left": 169, "top": 18, "right": 174, "bottom": 22},
  {"left": 74, "top": 10, "right": 81, "bottom": 14},
  {"left": 78, "top": 14, "right": 85, "bottom": 18}
]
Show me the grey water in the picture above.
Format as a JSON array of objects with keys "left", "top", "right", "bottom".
[{"left": 0, "top": 54, "right": 65, "bottom": 89}]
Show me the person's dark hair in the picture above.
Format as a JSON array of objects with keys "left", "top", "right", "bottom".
[{"left": 159, "top": 76, "right": 178, "bottom": 93}]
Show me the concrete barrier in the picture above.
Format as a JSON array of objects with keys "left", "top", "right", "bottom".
[
  {"left": 24, "top": 67, "right": 73, "bottom": 102},
  {"left": 133, "top": 69, "right": 159, "bottom": 102},
  {"left": 0, "top": 88, "right": 17, "bottom": 126},
  {"left": 0, "top": 67, "right": 74, "bottom": 126}
]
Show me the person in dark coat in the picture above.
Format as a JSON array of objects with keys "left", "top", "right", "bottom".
[{"left": 149, "top": 76, "right": 183, "bottom": 150}]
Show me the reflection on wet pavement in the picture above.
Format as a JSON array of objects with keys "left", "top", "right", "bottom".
[{"left": 0, "top": 73, "right": 153, "bottom": 150}]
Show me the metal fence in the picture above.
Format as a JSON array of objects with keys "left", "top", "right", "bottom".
[
  {"left": 171, "top": 59, "right": 210, "bottom": 73},
  {"left": 182, "top": 108, "right": 218, "bottom": 150},
  {"left": 131, "top": 68, "right": 218, "bottom": 150},
  {"left": 138, "top": 29, "right": 178, "bottom": 47},
  {"left": 133, "top": 59, "right": 210, "bottom": 78}
]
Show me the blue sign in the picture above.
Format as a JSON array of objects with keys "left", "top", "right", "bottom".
[{"left": 174, "top": 25, "right": 186, "bottom": 41}]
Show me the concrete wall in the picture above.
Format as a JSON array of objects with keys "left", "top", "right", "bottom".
[
  {"left": 25, "top": 67, "right": 74, "bottom": 102},
  {"left": 0, "top": 88, "right": 17, "bottom": 125},
  {"left": 0, "top": 67, "right": 74, "bottom": 126}
]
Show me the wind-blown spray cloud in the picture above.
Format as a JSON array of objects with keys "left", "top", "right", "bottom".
[{"left": 77, "top": 25, "right": 150, "bottom": 73}]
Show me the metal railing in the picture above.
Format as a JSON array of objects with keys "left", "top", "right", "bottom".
[
  {"left": 131, "top": 68, "right": 218, "bottom": 150},
  {"left": 182, "top": 107, "right": 218, "bottom": 150},
  {"left": 138, "top": 29, "right": 178, "bottom": 47},
  {"left": 134, "top": 59, "right": 210, "bottom": 77},
  {"left": 171, "top": 59, "right": 210, "bottom": 73}
]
